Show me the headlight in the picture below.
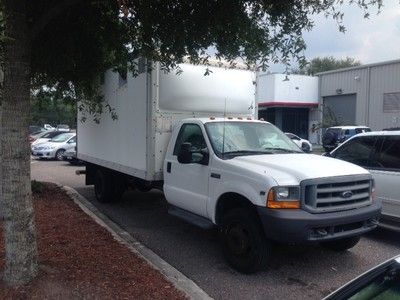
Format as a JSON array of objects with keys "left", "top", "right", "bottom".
[
  {"left": 44, "top": 146, "right": 56, "bottom": 150},
  {"left": 267, "top": 186, "right": 300, "bottom": 209}
]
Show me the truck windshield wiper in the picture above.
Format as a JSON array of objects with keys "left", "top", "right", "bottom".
[
  {"left": 222, "top": 150, "right": 273, "bottom": 158},
  {"left": 263, "top": 147, "right": 302, "bottom": 153}
]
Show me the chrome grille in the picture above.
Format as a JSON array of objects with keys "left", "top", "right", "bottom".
[{"left": 303, "top": 176, "right": 372, "bottom": 213}]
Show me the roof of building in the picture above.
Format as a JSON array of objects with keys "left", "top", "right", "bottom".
[{"left": 316, "top": 58, "right": 400, "bottom": 76}]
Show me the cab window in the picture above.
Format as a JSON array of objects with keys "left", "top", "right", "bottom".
[
  {"left": 173, "top": 124, "right": 207, "bottom": 156},
  {"left": 333, "top": 136, "right": 377, "bottom": 168}
]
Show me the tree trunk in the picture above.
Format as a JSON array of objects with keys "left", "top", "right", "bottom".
[{"left": 1, "top": 0, "right": 38, "bottom": 284}]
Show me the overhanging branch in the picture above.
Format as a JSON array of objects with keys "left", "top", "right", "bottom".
[{"left": 30, "top": 0, "right": 81, "bottom": 40}]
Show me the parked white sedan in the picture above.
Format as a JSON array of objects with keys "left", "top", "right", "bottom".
[
  {"left": 31, "top": 133, "right": 76, "bottom": 161},
  {"left": 285, "top": 132, "right": 313, "bottom": 153}
]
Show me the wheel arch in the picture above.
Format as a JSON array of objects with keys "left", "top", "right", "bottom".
[{"left": 215, "top": 192, "right": 257, "bottom": 226}]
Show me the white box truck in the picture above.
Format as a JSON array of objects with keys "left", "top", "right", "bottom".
[{"left": 78, "top": 62, "right": 381, "bottom": 273}]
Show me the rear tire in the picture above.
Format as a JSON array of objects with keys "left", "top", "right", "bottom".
[
  {"left": 94, "top": 169, "right": 113, "bottom": 203},
  {"left": 220, "top": 208, "right": 271, "bottom": 274},
  {"left": 321, "top": 236, "right": 361, "bottom": 252}
]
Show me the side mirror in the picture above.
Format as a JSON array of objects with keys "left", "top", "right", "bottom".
[
  {"left": 177, "top": 142, "right": 192, "bottom": 164},
  {"left": 177, "top": 143, "right": 209, "bottom": 165}
]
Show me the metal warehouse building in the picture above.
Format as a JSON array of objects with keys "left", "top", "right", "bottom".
[{"left": 318, "top": 59, "right": 400, "bottom": 131}]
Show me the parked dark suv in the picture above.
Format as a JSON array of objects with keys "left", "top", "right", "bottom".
[{"left": 322, "top": 126, "right": 371, "bottom": 152}]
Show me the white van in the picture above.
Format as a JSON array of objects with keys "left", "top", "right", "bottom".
[{"left": 327, "top": 131, "right": 400, "bottom": 230}]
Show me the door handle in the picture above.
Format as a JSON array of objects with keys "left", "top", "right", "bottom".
[
  {"left": 167, "top": 162, "right": 171, "bottom": 173},
  {"left": 210, "top": 173, "right": 221, "bottom": 179}
]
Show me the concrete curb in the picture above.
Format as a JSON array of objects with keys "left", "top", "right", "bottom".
[{"left": 61, "top": 185, "right": 212, "bottom": 300}]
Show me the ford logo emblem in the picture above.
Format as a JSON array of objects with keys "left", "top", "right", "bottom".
[{"left": 341, "top": 191, "right": 353, "bottom": 199}]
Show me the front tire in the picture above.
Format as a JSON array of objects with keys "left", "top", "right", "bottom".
[
  {"left": 220, "top": 208, "right": 271, "bottom": 274},
  {"left": 55, "top": 149, "right": 65, "bottom": 161},
  {"left": 321, "top": 236, "right": 361, "bottom": 252}
]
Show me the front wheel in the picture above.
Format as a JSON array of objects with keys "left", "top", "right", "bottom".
[
  {"left": 220, "top": 208, "right": 271, "bottom": 274},
  {"left": 55, "top": 149, "right": 65, "bottom": 161},
  {"left": 321, "top": 236, "right": 361, "bottom": 252}
]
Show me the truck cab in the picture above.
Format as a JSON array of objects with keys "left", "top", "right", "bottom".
[{"left": 164, "top": 118, "right": 381, "bottom": 273}]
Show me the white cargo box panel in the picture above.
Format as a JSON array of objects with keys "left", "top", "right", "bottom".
[
  {"left": 256, "top": 73, "right": 318, "bottom": 107},
  {"left": 78, "top": 62, "right": 255, "bottom": 181}
]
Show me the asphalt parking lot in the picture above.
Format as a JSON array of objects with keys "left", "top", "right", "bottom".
[{"left": 32, "top": 159, "right": 400, "bottom": 300}]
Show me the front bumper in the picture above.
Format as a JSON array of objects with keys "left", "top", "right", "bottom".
[
  {"left": 31, "top": 149, "right": 57, "bottom": 158},
  {"left": 257, "top": 200, "right": 381, "bottom": 243}
]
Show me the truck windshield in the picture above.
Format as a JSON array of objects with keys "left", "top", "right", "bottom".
[{"left": 205, "top": 121, "right": 303, "bottom": 158}]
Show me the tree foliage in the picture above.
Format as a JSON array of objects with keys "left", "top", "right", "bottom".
[
  {"left": 2, "top": 0, "right": 382, "bottom": 111},
  {"left": 30, "top": 90, "right": 76, "bottom": 127},
  {"left": 293, "top": 56, "right": 362, "bottom": 76}
]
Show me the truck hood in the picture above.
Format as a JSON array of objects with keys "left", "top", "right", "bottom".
[{"left": 232, "top": 154, "right": 370, "bottom": 186}]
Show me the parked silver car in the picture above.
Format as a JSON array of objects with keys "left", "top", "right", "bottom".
[
  {"left": 31, "top": 130, "right": 65, "bottom": 146},
  {"left": 32, "top": 133, "right": 76, "bottom": 160},
  {"left": 285, "top": 132, "right": 313, "bottom": 152},
  {"left": 326, "top": 130, "right": 400, "bottom": 230}
]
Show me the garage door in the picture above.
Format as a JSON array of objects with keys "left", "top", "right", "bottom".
[{"left": 323, "top": 94, "right": 356, "bottom": 125}]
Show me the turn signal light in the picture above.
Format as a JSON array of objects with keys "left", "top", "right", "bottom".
[{"left": 267, "top": 189, "right": 300, "bottom": 209}]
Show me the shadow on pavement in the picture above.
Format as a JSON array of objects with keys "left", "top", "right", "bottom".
[{"left": 366, "top": 227, "right": 400, "bottom": 248}]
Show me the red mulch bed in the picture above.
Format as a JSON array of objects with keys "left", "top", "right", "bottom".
[{"left": 0, "top": 183, "right": 185, "bottom": 299}]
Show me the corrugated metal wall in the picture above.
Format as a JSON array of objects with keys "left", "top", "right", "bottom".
[
  {"left": 318, "top": 60, "right": 400, "bottom": 131},
  {"left": 369, "top": 63, "right": 400, "bottom": 130}
]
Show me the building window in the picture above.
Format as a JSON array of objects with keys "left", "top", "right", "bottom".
[{"left": 383, "top": 92, "right": 400, "bottom": 112}]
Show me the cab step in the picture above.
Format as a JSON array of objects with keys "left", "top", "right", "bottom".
[{"left": 168, "top": 206, "right": 215, "bottom": 229}]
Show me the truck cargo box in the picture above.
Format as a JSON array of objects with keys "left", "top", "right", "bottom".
[{"left": 77, "top": 62, "right": 255, "bottom": 181}]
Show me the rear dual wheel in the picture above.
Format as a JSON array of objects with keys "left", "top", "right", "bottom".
[{"left": 94, "top": 169, "right": 126, "bottom": 203}]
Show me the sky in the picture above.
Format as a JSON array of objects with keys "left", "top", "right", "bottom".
[{"left": 270, "top": 0, "right": 400, "bottom": 72}]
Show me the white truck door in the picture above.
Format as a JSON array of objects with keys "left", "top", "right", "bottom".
[{"left": 164, "top": 123, "right": 209, "bottom": 218}]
